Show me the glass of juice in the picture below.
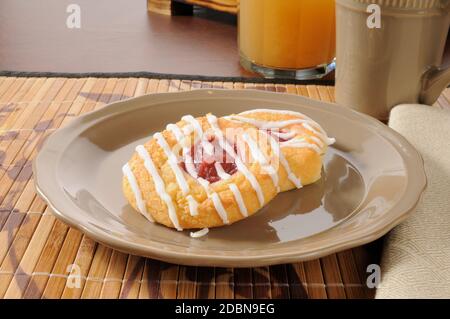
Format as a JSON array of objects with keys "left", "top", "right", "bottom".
[{"left": 239, "top": 0, "right": 336, "bottom": 80}]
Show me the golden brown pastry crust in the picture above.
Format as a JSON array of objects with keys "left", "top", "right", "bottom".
[{"left": 123, "top": 109, "right": 332, "bottom": 230}]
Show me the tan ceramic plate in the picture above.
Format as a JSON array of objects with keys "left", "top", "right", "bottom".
[{"left": 34, "top": 89, "right": 426, "bottom": 267}]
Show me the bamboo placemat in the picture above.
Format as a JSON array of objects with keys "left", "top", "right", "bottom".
[{"left": 0, "top": 76, "right": 448, "bottom": 299}]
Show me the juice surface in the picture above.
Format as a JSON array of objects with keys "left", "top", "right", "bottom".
[{"left": 239, "top": 0, "right": 336, "bottom": 69}]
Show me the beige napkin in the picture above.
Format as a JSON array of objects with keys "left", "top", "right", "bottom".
[{"left": 375, "top": 104, "right": 450, "bottom": 298}]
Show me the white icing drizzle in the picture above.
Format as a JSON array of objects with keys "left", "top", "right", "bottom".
[
  {"left": 240, "top": 108, "right": 329, "bottom": 135},
  {"left": 270, "top": 130, "right": 296, "bottom": 140},
  {"left": 184, "top": 153, "right": 198, "bottom": 179},
  {"left": 166, "top": 123, "right": 184, "bottom": 142},
  {"left": 229, "top": 115, "right": 307, "bottom": 129},
  {"left": 231, "top": 157, "right": 266, "bottom": 206},
  {"left": 229, "top": 109, "right": 336, "bottom": 146},
  {"left": 167, "top": 121, "right": 215, "bottom": 197},
  {"left": 198, "top": 177, "right": 211, "bottom": 194},
  {"left": 282, "top": 137, "right": 322, "bottom": 153},
  {"left": 201, "top": 140, "right": 215, "bottom": 156},
  {"left": 240, "top": 108, "right": 306, "bottom": 117},
  {"left": 206, "top": 114, "right": 265, "bottom": 207},
  {"left": 222, "top": 116, "right": 245, "bottom": 124},
  {"left": 155, "top": 130, "right": 203, "bottom": 218},
  {"left": 231, "top": 109, "right": 332, "bottom": 154},
  {"left": 166, "top": 121, "right": 211, "bottom": 198},
  {"left": 242, "top": 133, "right": 280, "bottom": 192},
  {"left": 214, "top": 162, "right": 231, "bottom": 180},
  {"left": 182, "top": 124, "right": 194, "bottom": 136},
  {"left": 302, "top": 122, "right": 335, "bottom": 145},
  {"left": 242, "top": 133, "right": 268, "bottom": 165},
  {"left": 186, "top": 195, "right": 199, "bottom": 216},
  {"left": 154, "top": 132, "right": 190, "bottom": 195},
  {"left": 190, "top": 228, "right": 209, "bottom": 238},
  {"left": 167, "top": 123, "right": 201, "bottom": 184},
  {"left": 135, "top": 145, "right": 181, "bottom": 230},
  {"left": 211, "top": 193, "right": 229, "bottom": 224},
  {"left": 182, "top": 115, "right": 203, "bottom": 137},
  {"left": 262, "top": 131, "right": 303, "bottom": 189},
  {"left": 308, "top": 135, "right": 325, "bottom": 148},
  {"left": 122, "top": 164, "right": 154, "bottom": 222},
  {"left": 229, "top": 183, "right": 248, "bottom": 217}
]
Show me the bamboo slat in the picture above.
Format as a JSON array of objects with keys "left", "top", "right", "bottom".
[
  {"left": 60, "top": 236, "right": 97, "bottom": 299},
  {"left": 336, "top": 250, "right": 368, "bottom": 298},
  {"left": 177, "top": 266, "right": 198, "bottom": 299},
  {"left": 139, "top": 259, "right": 162, "bottom": 299},
  {"left": 196, "top": 266, "right": 216, "bottom": 299},
  {"left": 80, "top": 245, "right": 113, "bottom": 298},
  {"left": 5, "top": 219, "right": 69, "bottom": 298},
  {"left": 1, "top": 210, "right": 56, "bottom": 298},
  {"left": 320, "top": 255, "right": 347, "bottom": 299},
  {"left": 120, "top": 255, "right": 145, "bottom": 299},
  {"left": 100, "top": 251, "right": 129, "bottom": 299},
  {"left": 0, "top": 78, "right": 27, "bottom": 105},
  {"left": 0, "top": 78, "right": 18, "bottom": 103},
  {"left": 39, "top": 228, "right": 84, "bottom": 299},
  {"left": 252, "top": 267, "right": 271, "bottom": 299},
  {"left": 215, "top": 268, "right": 234, "bottom": 298},
  {"left": 4, "top": 75, "right": 439, "bottom": 299},
  {"left": 233, "top": 268, "right": 252, "bottom": 299},
  {"left": 286, "top": 263, "right": 308, "bottom": 299},
  {"left": 302, "top": 260, "right": 327, "bottom": 299},
  {"left": 269, "top": 265, "right": 290, "bottom": 299}
]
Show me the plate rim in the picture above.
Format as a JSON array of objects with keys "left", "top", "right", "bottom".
[{"left": 33, "top": 89, "right": 427, "bottom": 267}]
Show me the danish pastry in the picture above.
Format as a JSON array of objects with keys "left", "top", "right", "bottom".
[{"left": 122, "top": 109, "right": 335, "bottom": 235}]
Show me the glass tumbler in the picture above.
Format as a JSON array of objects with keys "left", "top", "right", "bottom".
[{"left": 239, "top": 0, "right": 336, "bottom": 80}]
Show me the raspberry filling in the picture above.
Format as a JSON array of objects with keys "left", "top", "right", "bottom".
[
  {"left": 180, "top": 135, "right": 238, "bottom": 183},
  {"left": 180, "top": 129, "right": 293, "bottom": 183}
]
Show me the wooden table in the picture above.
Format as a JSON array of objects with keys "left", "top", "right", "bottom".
[
  {"left": 0, "top": 0, "right": 245, "bottom": 77},
  {"left": 2, "top": 0, "right": 447, "bottom": 79},
  {"left": 1, "top": 76, "right": 449, "bottom": 299}
]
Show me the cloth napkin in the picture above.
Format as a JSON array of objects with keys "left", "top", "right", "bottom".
[{"left": 375, "top": 104, "right": 450, "bottom": 298}]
